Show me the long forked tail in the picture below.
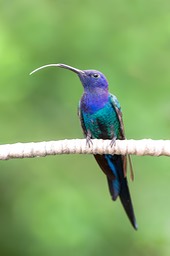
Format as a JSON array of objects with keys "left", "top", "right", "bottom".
[
  {"left": 94, "top": 154, "right": 137, "bottom": 230},
  {"left": 106, "top": 153, "right": 138, "bottom": 230}
]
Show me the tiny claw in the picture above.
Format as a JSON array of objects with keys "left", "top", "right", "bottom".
[
  {"left": 110, "top": 137, "right": 117, "bottom": 147},
  {"left": 86, "top": 130, "right": 93, "bottom": 147},
  {"left": 86, "top": 136, "right": 93, "bottom": 147}
]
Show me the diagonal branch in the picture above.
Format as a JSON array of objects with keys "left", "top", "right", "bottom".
[{"left": 0, "top": 139, "right": 169, "bottom": 160}]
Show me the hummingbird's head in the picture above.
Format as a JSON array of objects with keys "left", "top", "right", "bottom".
[
  {"left": 30, "top": 63, "right": 109, "bottom": 92},
  {"left": 78, "top": 69, "right": 109, "bottom": 92}
]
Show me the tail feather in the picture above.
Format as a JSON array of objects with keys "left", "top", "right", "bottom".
[
  {"left": 119, "top": 177, "right": 138, "bottom": 230},
  {"left": 94, "top": 154, "right": 137, "bottom": 230},
  {"left": 107, "top": 176, "right": 119, "bottom": 201}
]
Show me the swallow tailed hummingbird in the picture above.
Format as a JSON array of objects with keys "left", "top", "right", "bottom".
[{"left": 30, "top": 63, "right": 138, "bottom": 230}]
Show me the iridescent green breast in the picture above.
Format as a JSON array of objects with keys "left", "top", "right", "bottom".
[{"left": 82, "top": 101, "right": 121, "bottom": 139}]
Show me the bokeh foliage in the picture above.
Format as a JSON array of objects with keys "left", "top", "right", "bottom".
[{"left": 0, "top": 0, "right": 170, "bottom": 255}]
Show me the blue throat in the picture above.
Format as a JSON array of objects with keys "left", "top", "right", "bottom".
[{"left": 81, "top": 89, "right": 109, "bottom": 114}]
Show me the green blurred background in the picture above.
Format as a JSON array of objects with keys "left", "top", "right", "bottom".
[{"left": 0, "top": 0, "right": 170, "bottom": 255}]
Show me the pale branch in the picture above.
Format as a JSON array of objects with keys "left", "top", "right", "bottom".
[{"left": 0, "top": 139, "right": 169, "bottom": 160}]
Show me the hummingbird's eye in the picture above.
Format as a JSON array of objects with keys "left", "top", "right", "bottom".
[{"left": 91, "top": 73, "right": 99, "bottom": 78}]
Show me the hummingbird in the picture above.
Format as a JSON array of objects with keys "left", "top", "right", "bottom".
[{"left": 30, "top": 63, "right": 138, "bottom": 230}]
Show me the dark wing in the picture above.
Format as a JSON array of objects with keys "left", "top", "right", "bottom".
[
  {"left": 110, "top": 94, "right": 125, "bottom": 140},
  {"left": 78, "top": 101, "right": 88, "bottom": 137},
  {"left": 110, "top": 94, "right": 134, "bottom": 180}
]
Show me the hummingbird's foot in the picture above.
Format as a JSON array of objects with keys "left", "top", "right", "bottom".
[
  {"left": 86, "top": 130, "right": 93, "bottom": 147},
  {"left": 110, "top": 136, "right": 117, "bottom": 147}
]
